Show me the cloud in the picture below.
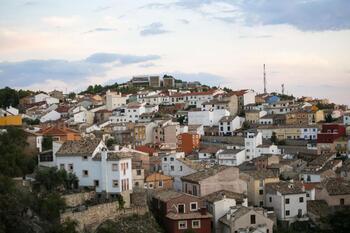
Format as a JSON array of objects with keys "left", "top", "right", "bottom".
[
  {"left": 84, "top": 28, "right": 117, "bottom": 34},
  {"left": 42, "top": 16, "right": 81, "bottom": 28},
  {"left": 94, "top": 6, "right": 112, "bottom": 12},
  {"left": 139, "top": 62, "right": 156, "bottom": 68},
  {"left": 0, "top": 53, "right": 161, "bottom": 87},
  {"left": 85, "top": 53, "right": 160, "bottom": 64},
  {"left": 179, "top": 19, "right": 190, "bottom": 24},
  {"left": 140, "top": 22, "right": 170, "bottom": 36},
  {"left": 149, "top": 0, "right": 350, "bottom": 31}
]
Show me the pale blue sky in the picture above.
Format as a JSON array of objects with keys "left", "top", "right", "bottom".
[{"left": 0, "top": 0, "right": 349, "bottom": 105}]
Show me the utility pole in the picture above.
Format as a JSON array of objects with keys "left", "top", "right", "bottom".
[
  {"left": 263, "top": 64, "right": 267, "bottom": 93},
  {"left": 281, "top": 84, "right": 285, "bottom": 95}
]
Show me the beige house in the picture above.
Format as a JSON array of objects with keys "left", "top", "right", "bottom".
[
  {"left": 219, "top": 206, "right": 274, "bottom": 233},
  {"left": 245, "top": 110, "right": 267, "bottom": 124},
  {"left": 181, "top": 166, "right": 247, "bottom": 197},
  {"left": 241, "top": 170, "right": 280, "bottom": 206},
  {"left": 316, "top": 178, "right": 350, "bottom": 207}
]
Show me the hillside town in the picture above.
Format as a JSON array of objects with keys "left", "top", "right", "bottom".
[{"left": 1, "top": 74, "right": 350, "bottom": 233}]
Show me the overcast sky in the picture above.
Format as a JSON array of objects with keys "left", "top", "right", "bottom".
[{"left": 0, "top": 0, "right": 349, "bottom": 105}]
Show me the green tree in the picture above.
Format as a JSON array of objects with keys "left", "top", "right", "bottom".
[
  {"left": 48, "top": 219, "right": 79, "bottom": 233},
  {"left": 36, "top": 192, "right": 66, "bottom": 222},
  {"left": 271, "top": 132, "right": 278, "bottom": 144},
  {"left": 117, "top": 194, "right": 125, "bottom": 209},
  {"left": 322, "top": 208, "right": 350, "bottom": 233},
  {"left": 42, "top": 136, "right": 53, "bottom": 151},
  {"left": 0, "top": 127, "right": 35, "bottom": 177},
  {"left": 34, "top": 167, "right": 78, "bottom": 192},
  {"left": 68, "top": 92, "right": 76, "bottom": 100},
  {"left": 325, "top": 113, "right": 334, "bottom": 123}
]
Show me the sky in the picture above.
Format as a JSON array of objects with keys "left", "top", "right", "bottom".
[{"left": 0, "top": 0, "right": 350, "bottom": 105}]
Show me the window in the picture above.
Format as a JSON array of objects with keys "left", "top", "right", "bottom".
[
  {"left": 68, "top": 164, "right": 73, "bottom": 172},
  {"left": 250, "top": 214, "right": 256, "bottom": 224},
  {"left": 112, "top": 164, "right": 118, "bottom": 171},
  {"left": 285, "top": 198, "right": 290, "bottom": 204},
  {"left": 307, "top": 175, "right": 311, "bottom": 182},
  {"left": 286, "top": 210, "right": 290, "bottom": 216},
  {"left": 259, "top": 190, "right": 264, "bottom": 195},
  {"left": 192, "top": 220, "right": 200, "bottom": 229},
  {"left": 158, "top": 181, "right": 163, "bottom": 187},
  {"left": 299, "top": 197, "right": 304, "bottom": 203},
  {"left": 170, "top": 165, "right": 174, "bottom": 171},
  {"left": 170, "top": 157, "right": 174, "bottom": 161},
  {"left": 136, "top": 169, "right": 141, "bottom": 176},
  {"left": 190, "top": 202, "right": 198, "bottom": 211},
  {"left": 193, "top": 186, "right": 198, "bottom": 196},
  {"left": 94, "top": 180, "right": 99, "bottom": 187},
  {"left": 298, "top": 209, "right": 303, "bottom": 217},
  {"left": 83, "top": 155, "right": 88, "bottom": 160},
  {"left": 178, "top": 204, "right": 185, "bottom": 213},
  {"left": 163, "top": 157, "right": 167, "bottom": 161},
  {"left": 340, "top": 198, "right": 345, "bottom": 206},
  {"left": 178, "top": 221, "right": 187, "bottom": 230},
  {"left": 60, "top": 164, "right": 65, "bottom": 170},
  {"left": 269, "top": 197, "right": 272, "bottom": 202},
  {"left": 112, "top": 180, "right": 119, "bottom": 187},
  {"left": 83, "top": 170, "right": 88, "bottom": 176},
  {"left": 259, "top": 201, "right": 263, "bottom": 207},
  {"left": 179, "top": 166, "right": 183, "bottom": 171}
]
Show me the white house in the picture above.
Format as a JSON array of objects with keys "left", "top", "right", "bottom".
[
  {"left": 265, "top": 181, "right": 307, "bottom": 222},
  {"left": 256, "top": 144, "right": 281, "bottom": 157},
  {"left": 343, "top": 113, "right": 350, "bottom": 125},
  {"left": 161, "top": 152, "right": 199, "bottom": 191},
  {"left": 244, "top": 131, "right": 263, "bottom": 160},
  {"left": 218, "top": 115, "right": 241, "bottom": 136},
  {"left": 300, "top": 127, "right": 318, "bottom": 140},
  {"left": 217, "top": 149, "right": 246, "bottom": 166},
  {"left": 40, "top": 110, "right": 61, "bottom": 123},
  {"left": 106, "top": 90, "right": 127, "bottom": 111},
  {"left": 6, "top": 106, "right": 19, "bottom": 116},
  {"left": 34, "top": 93, "right": 59, "bottom": 105},
  {"left": 203, "top": 190, "right": 248, "bottom": 233},
  {"left": 188, "top": 109, "right": 230, "bottom": 127},
  {"left": 54, "top": 139, "right": 133, "bottom": 196},
  {"left": 73, "top": 110, "right": 94, "bottom": 124}
]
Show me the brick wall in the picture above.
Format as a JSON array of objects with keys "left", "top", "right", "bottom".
[
  {"left": 62, "top": 191, "right": 96, "bottom": 207},
  {"left": 61, "top": 202, "right": 148, "bottom": 232}
]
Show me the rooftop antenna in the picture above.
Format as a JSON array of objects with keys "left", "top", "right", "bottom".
[
  {"left": 281, "top": 84, "right": 285, "bottom": 95},
  {"left": 263, "top": 64, "right": 267, "bottom": 94}
]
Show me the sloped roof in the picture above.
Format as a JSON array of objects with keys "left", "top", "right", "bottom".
[
  {"left": 56, "top": 138, "right": 101, "bottom": 156},
  {"left": 202, "top": 190, "right": 246, "bottom": 203},
  {"left": 266, "top": 181, "right": 305, "bottom": 195},
  {"left": 181, "top": 165, "right": 231, "bottom": 183},
  {"left": 145, "top": 173, "right": 173, "bottom": 182}
]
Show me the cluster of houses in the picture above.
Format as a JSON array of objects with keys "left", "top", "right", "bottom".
[{"left": 2, "top": 75, "right": 350, "bottom": 233}]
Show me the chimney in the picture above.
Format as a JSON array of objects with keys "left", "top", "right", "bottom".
[
  {"left": 226, "top": 213, "right": 231, "bottom": 220},
  {"left": 114, "top": 145, "right": 120, "bottom": 151}
]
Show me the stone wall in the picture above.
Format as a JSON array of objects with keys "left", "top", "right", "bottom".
[
  {"left": 61, "top": 202, "right": 148, "bottom": 232},
  {"left": 62, "top": 191, "right": 96, "bottom": 207}
]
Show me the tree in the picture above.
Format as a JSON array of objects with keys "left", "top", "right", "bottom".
[
  {"left": 68, "top": 92, "right": 76, "bottom": 100},
  {"left": 117, "top": 194, "right": 125, "bottom": 210},
  {"left": 106, "top": 138, "right": 117, "bottom": 149},
  {"left": 242, "top": 121, "right": 250, "bottom": 130},
  {"left": 42, "top": 136, "right": 53, "bottom": 151},
  {"left": 36, "top": 193, "right": 66, "bottom": 222},
  {"left": 322, "top": 208, "right": 350, "bottom": 233},
  {"left": 271, "top": 132, "right": 278, "bottom": 144},
  {"left": 48, "top": 219, "right": 79, "bottom": 233},
  {"left": 34, "top": 167, "right": 78, "bottom": 192},
  {"left": 325, "top": 114, "right": 334, "bottom": 123},
  {"left": 0, "top": 127, "right": 35, "bottom": 177}
]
